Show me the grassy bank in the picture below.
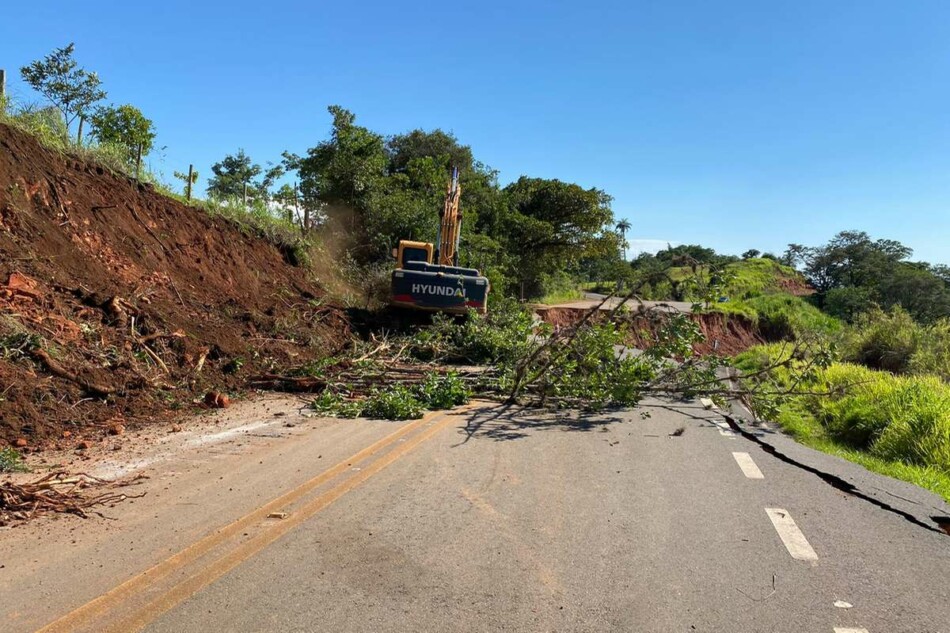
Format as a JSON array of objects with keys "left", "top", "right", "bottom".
[{"left": 735, "top": 344, "right": 950, "bottom": 501}]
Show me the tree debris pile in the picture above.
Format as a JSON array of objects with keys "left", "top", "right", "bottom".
[
  {"left": 0, "top": 471, "right": 144, "bottom": 526},
  {"left": 290, "top": 296, "right": 755, "bottom": 418},
  {"left": 0, "top": 122, "right": 349, "bottom": 447}
]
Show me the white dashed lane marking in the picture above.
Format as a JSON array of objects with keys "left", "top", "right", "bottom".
[
  {"left": 709, "top": 418, "right": 736, "bottom": 438},
  {"left": 834, "top": 628, "right": 869, "bottom": 633},
  {"left": 765, "top": 508, "right": 818, "bottom": 561},
  {"left": 732, "top": 452, "right": 764, "bottom": 479}
]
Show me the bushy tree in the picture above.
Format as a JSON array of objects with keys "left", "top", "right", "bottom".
[
  {"left": 89, "top": 104, "right": 156, "bottom": 165},
  {"left": 207, "top": 149, "right": 262, "bottom": 200},
  {"left": 287, "top": 105, "right": 388, "bottom": 213},
  {"left": 20, "top": 43, "right": 106, "bottom": 140},
  {"left": 502, "top": 177, "right": 614, "bottom": 297}
]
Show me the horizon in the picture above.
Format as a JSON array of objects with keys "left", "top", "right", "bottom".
[{"left": 2, "top": 1, "right": 949, "bottom": 264}]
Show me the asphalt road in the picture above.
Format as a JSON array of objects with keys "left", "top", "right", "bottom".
[
  {"left": 546, "top": 292, "right": 696, "bottom": 314},
  {"left": 2, "top": 398, "right": 948, "bottom": 632}
]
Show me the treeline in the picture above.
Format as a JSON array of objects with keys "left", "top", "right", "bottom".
[{"left": 625, "top": 233, "right": 950, "bottom": 324}]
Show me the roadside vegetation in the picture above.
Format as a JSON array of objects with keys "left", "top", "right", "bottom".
[{"left": 735, "top": 345, "right": 950, "bottom": 501}]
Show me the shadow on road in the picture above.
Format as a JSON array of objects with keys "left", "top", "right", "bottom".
[{"left": 453, "top": 401, "right": 625, "bottom": 445}]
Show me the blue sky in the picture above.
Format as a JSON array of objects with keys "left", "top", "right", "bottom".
[{"left": 2, "top": 1, "right": 949, "bottom": 263}]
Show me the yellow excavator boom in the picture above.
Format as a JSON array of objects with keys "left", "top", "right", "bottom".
[{"left": 434, "top": 167, "right": 462, "bottom": 266}]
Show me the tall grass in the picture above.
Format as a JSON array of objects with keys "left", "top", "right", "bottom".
[
  {"left": 709, "top": 294, "right": 842, "bottom": 342},
  {"left": 723, "top": 258, "right": 804, "bottom": 299},
  {"left": 736, "top": 345, "right": 950, "bottom": 500},
  {"left": 841, "top": 307, "right": 950, "bottom": 380}
]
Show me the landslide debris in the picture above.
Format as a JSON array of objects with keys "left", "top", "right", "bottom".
[{"left": 0, "top": 123, "right": 349, "bottom": 447}]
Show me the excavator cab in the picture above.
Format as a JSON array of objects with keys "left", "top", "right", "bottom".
[{"left": 390, "top": 169, "right": 490, "bottom": 314}]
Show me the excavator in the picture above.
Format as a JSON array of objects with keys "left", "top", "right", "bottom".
[{"left": 390, "top": 167, "right": 490, "bottom": 314}]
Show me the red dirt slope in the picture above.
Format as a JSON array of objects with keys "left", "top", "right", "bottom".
[
  {"left": 0, "top": 123, "right": 348, "bottom": 447},
  {"left": 537, "top": 307, "right": 762, "bottom": 356}
]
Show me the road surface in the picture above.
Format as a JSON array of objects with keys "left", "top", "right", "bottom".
[
  {"left": 1, "top": 396, "right": 947, "bottom": 632},
  {"left": 543, "top": 292, "right": 696, "bottom": 314}
]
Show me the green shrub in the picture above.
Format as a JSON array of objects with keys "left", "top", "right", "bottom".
[
  {"left": 310, "top": 371, "right": 470, "bottom": 421},
  {"left": 536, "top": 270, "right": 582, "bottom": 304},
  {"left": 410, "top": 298, "right": 536, "bottom": 365},
  {"left": 744, "top": 294, "right": 842, "bottom": 341},
  {"left": 738, "top": 349, "right": 950, "bottom": 473},
  {"left": 842, "top": 307, "right": 920, "bottom": 373},
  {"left": 360, "top": 385, "right": 426, "bottom": 420},
  {"left": 0, "top": 447, "right": 29, "bottom": 473},
  {"left": 823, "top": 286, "right": 876, "bottom": 322},
  {"left": 310, "top": 391, "right": 363, "bottom": 418},
  {"left": 415, "top": 372, "right": 471, "bottom": 409}
]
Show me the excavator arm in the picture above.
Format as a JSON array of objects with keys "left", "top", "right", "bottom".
[{"left": 434, "top": 166, "right": 462, "bottom": 266}]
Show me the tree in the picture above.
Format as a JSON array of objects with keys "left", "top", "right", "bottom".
[
  {"left": 742, "top": 249, "right": 761, "bottom": 259},
  {"left": 287, "top": 106, "right": 388, "bottom": 213},
  {"left": 207, "top": 149, "right": 262, "bottom": 202},
  {"left": 616, "top": 219, "right": 632, "bottom": 261},
  {"left": 502, "top": 177, "right": 614, "bottom": 297},
  {"left": 781, "top": 243, "right": 808, "bottom": 268},
  {"left": 20, "top": 43, "right": 106, "bottom": 141},
  {"left": 89, "top": 104, "right": 156, "bottom": 165}
]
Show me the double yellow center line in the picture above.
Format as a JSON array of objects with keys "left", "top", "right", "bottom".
[{"left": 39, "top": 406, "right": 469, "bottom": 633}]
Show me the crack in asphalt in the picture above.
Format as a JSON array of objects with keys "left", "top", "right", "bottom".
[{"left": 721, "top": 414, "right": 949, "bottom": 537}]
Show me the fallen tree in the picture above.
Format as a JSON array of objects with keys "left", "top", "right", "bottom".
[{"left": 269, "top": 276, "right": 833, "bottom": 420}]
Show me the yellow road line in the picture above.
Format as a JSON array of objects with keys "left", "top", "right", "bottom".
[
  {"left": 108, "top": 409, "right": 462, "bottom": 633},
  {"left": 37, "top": 408, "right": 462, "bottom": 633}
]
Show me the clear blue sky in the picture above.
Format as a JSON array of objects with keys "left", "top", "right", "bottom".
[{"left": 3, "top": 1, "right": 949, "bottom": 263}]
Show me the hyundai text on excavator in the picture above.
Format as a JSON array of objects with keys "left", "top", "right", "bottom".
[{"left": 390, "top": 167, "right": 490, "bottom": 314}]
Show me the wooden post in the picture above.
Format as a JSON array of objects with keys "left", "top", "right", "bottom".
[
  {"left": 296, "top": 182, "right": 308, "bottom": 232},
  {"left": 243, "top": 182, "right": 248, "bottom": 209},
  {"left": 135, "top": 144, "right": 142, "bottom": 181},
  {"left": 186, "top": 164, "right": 193, "bottom": 201},
  {"left": 0, "top": 69, "right": 6, "bottom": 100},
  {"left": 76, "top": 116, "right": 84, "bottom": 146}
]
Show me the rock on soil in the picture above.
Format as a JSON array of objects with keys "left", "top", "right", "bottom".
[{"left": 0, "top": 123, "right": 350, "bottom": 447}]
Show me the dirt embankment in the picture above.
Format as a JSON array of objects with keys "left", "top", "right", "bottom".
[
  {"left": 536, "top": 307, "right": 762, "bottom": 356},
  {"left": 0, "top": 123, "right": 349, "bottom": 448}
]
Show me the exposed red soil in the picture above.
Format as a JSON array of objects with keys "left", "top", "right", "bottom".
[
  {"left": 536, "top": 307, "right": 763, "bottom": 356},
  {"left": 0, "top": 123, "right": 349, "bottom": 449},
  {"left": 778, "top": 276, "right": 815, "bottom": 296}
]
